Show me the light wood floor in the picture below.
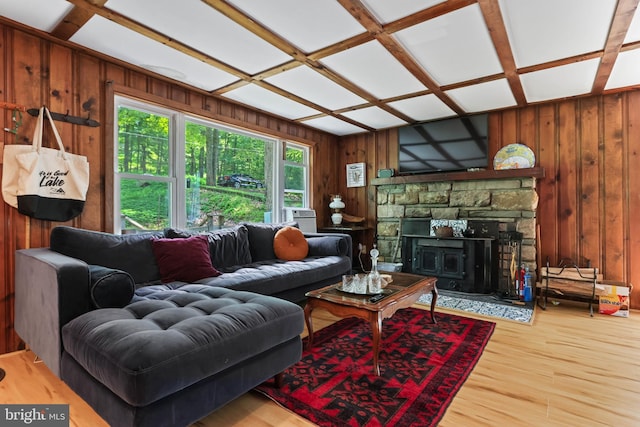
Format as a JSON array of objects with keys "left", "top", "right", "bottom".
[{"left": 1, "top": 302, "right": 639, "bottom": 427}]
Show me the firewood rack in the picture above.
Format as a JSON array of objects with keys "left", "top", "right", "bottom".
[{"left": 539, "top": 257, "right": 599, "bottom": 316}]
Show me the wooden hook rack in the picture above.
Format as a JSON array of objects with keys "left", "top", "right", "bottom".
[
  {"left": 0, "top": 102, "right": 100, "bottom": 128},
  {"left": 27, "top": 108, "right": 100, "bottom": 127}
]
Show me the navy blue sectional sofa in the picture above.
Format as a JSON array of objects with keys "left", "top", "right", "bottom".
[{"left": 14, "top": 223, "right": 351, "bottom": 426}]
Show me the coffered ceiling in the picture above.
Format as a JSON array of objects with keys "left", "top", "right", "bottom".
[{"left": 1, "top": 0, "right": 639, "bottom": 136}]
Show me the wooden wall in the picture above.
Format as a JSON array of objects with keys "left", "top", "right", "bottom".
[
  {"left": 0, "top": 25, "right": 338, "bottom": 354},
  {"left": 339, "top": 91, "right": 640, "bottom": 309}
]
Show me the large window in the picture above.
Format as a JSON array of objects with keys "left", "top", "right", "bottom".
[{"left": 114, "top": 96, "right": 308, "bottom": 233}]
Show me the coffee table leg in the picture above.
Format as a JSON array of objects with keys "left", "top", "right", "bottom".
[
  {"left": 371, "top": 313, "right": 383, "bottom": 376},
  {"left": 304, "top": 302, "right": 314, "bottom": 349},
  {"left": 430, "top": 286, "right": 438, "bottom": 324}
]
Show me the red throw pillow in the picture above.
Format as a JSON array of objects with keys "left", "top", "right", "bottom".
[
  {"left": 151, "top": 235, "right": 221, "bottom": 283},
  {"left": 273, "top": 226, "right": 309, "bottom": 261}
]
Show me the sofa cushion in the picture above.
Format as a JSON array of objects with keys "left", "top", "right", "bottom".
[
  {"left": 151, "top": 235, "right": 221, "bottom": 283},
  {"left": 89, "top": 265, "right": 135, "bottom": 309},
  {"left": 273, "top": 226, "right": 308, "bottom": 261},
  {"left": 177, "top": 255, "right": 351, "bottom": 297},
  {"left": 61, "top": 287, "right": 304, "bottom": 407},
  {"left": 164, "top": 225, "right": 251, "bottom": 268},
  {"left": 50, "top": 226, "right": 163, "bottom": 284},
  {"left": 306, "top": 235, "right": 350, "bottom": 257},
  {"left": 242, "top": 222, "right": 297, "bottom": 262}
]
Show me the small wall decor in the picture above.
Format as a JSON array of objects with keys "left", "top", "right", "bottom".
[{"left": 346, "top": 162, "right": 366, "bottom": 187}]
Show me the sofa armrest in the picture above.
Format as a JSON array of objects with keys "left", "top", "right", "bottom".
[
  {"left": 15, "top": 248, "right": 92, "bottom": 377},
  {"left": 305, "top": 233, "right": 352, "bottom": 260}
]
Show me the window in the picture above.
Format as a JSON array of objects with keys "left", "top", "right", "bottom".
[{"left": 114, "top": 96, "right": 309, "bottom": 233}]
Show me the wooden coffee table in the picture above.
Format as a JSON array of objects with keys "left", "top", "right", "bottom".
[{"left": 304, "top": 272, "right": 438, "bottom": 375}]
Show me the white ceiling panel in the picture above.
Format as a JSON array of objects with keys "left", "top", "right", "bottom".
[
  {"left": 106, "top": 0, "right": 291, "bottom": 75},
  {"left": 605, "top": 49, "right": 640, "bottom": 90},
  {"left": 360, "top": 0, "right": 446, "bottom": 25},
  {"left": 394, "top": 4, "right": 503, "bottom": 85},
  {"left": 624, "top": 7, "right": 640, "bottom": 43},
  {"left": 520, "top": 59, "right": 600, "bottom": 103},
  {"left": 265, "top": 66, "right": 367, "bottom": 111},
  {"left": 70, "top": 16, "right": 238, "bottom": 91},
  {"left": 222, "top": 84, "right": 321, "bottom": 120},
  {"left": 0, "top": 0, "right": 72, "bottom": 32},
  {"left": 499, "top": 0, "right": 617, "bottom": 68},
  {"left": 302, "top": 116, "right": 368, "bottom": 136},
  {"left": 341, "top": 106, "right": 408, "bottom": 129},
  {"left": 227, "top": 0, "right": 365, "bottom": 53},
  {"left": 446, "top": 79, "right": 516, "bottom": 113},
  {"left": 388, "top": 94, "right": 456, "bottom": 122},
  {"left": 321, "top": 41, "right": 427, "bottom": 99}
]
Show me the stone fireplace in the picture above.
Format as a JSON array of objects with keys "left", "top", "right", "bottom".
[{"left": 373, "top": 174, "right": 539, "bottom": 293}]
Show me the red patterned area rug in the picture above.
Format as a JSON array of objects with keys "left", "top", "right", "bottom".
[{"left": 255, "top": 308, "right": 495, "bottom": 427}]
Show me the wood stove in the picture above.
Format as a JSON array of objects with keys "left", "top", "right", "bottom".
[{"left": 401, "top": 219, "right": 498, "bottom": 294}]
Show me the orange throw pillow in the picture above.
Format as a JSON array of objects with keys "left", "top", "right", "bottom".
[{"left": 273, "top": 226, "right": 309, "bottom": 261}]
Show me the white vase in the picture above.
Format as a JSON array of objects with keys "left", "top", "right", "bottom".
[{"left": 331, "top": 213, "right": 343, "bottom": 225}]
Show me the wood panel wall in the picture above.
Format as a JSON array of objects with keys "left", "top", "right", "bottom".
[
  {"left": 339, "top": 90, "right": 640, "bottom": 309},
  {"left": 0, "top": 25, "right": 338, "bottom": 355}
]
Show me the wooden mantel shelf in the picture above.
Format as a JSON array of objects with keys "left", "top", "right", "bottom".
[{"left": 370, "top": 167, "right": 545, "bottom": 186}]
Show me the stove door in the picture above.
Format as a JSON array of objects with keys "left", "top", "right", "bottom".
[
  {"left": 415, "top": 246, "right": 439, "bottom": 276},
  {"left": 440, "top": 249, "right": 465, "bottom": 279}
]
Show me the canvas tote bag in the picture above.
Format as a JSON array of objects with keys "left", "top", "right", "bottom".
[
  {"left": 15, "top": 106, "right": 89, "bottom": 221},
  {"left": 2, "top": 134, "right": 34, "bottom": 209}
]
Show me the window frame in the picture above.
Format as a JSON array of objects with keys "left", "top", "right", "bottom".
[{"left": 112, "top": 94, "right": 309, "bottom": 233}]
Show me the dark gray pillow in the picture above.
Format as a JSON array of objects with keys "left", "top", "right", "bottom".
[
  {"left": 241, "top": 222, "right": 298, "bottom": 262},
  {"left": 164, "top": 225, "right": 252, "bottom": 268},
  {"left": 307, "top": 236, "right": 349, "bottom": 257},
  {"left": 50, "top": 226, "right": 163, "bottom": 284},
  {"left": 89, "top": 265, "right": 135, "bottom": 309}
]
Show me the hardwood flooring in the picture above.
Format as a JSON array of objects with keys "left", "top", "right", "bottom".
[{"left": 1, "top": 302, "right": 638, "bottom": 426}]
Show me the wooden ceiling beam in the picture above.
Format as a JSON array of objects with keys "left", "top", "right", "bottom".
[
  {"left": 591, "top": 0, "right": 640, "bottom": 94},
  {"left": 383, "top": 0, "right": 477, "bottom": 34},
  {"left": 50, "top": 1, "right": 108, "bottom": 40},
  {"left": 518, "top": 51, "right": 604, "bottom": 75},
  {"left": 477, "top": 0, "right": 527, "bottom": 106}
]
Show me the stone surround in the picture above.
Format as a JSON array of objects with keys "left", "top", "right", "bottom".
[{"left": 375, "top": 177, "right": 539, "bottom": 274}]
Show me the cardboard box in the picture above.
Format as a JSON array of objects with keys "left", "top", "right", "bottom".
[{"left": 598, "top": 285, "right": 630, "bottom": 317}]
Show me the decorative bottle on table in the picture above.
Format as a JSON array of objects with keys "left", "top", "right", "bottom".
[{"left": 368, "top": 244, "right": 382, "bottom": 294}]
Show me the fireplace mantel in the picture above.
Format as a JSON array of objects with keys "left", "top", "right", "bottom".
[{"left": 371, "top": 167, "right": 545, "bottom": 186}]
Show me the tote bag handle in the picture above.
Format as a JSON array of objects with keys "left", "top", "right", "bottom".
[{"left": 31, "top": 106, "right": 67, "bottom": 158}]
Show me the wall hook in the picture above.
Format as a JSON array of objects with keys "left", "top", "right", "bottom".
[{"left": 27, "top": 106, "right": 100, "bottom": 127}]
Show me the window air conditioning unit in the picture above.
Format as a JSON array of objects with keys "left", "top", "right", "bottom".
[{"left": 284, "top": 208, "right": 317, "bottom": 233}]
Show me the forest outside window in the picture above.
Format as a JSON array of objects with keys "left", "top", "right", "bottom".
[{"left": 114, "top": 96, "right": 309, "bottom": 233}]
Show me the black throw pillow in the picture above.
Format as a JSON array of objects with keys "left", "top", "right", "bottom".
[{"left": 89, "top": 265, "right": 135, "bottom": 309}]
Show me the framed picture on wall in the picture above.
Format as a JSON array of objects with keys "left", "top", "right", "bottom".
[{"left": 346, "top": 162, "right": 366, "bottom": 187}]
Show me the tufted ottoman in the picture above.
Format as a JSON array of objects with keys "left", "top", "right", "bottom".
[{"left": 59, "top": 286, "right": 304, "bottom": 427}]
